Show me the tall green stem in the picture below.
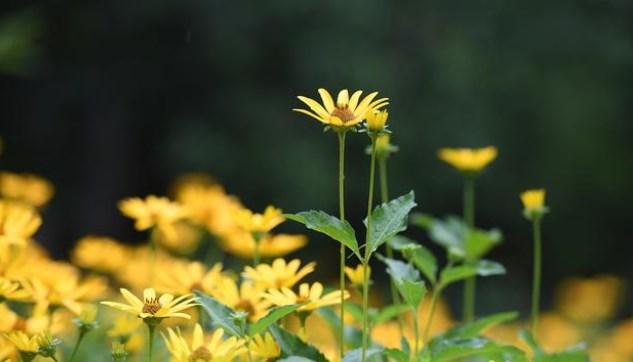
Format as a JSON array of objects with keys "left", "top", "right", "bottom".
[
  {"left": 337, "top": 131, "right": 347, "bottom": 357},
  {"left": 413, "top": 307, "right": 420, "bottom": 356},
  {"left": 378, "top": 156, "right": 403, "bottom": 335},
  {"left": 531, "top": 218, "right": 542, "bottom": 334},
  {"left": 462, "top": 176, "right": 476, "bottom": 322},
  {"left": 68, "top": 329, "right": 87, "bottom": 362},
  {"left": 147, "top": 323, "right": 155, "bottom": 362},
  {"left": 422, "top": 290, "right": 440, "bottom": 346},
  {"left": 361, "top": 137, "right": 377, "bottom": 362}
]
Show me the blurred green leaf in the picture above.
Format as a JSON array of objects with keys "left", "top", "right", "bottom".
[
  {"left": 269, "top": 324, "right": 328, "bottom": 362},
  {"left": 365, "top": 191, "right": 417, "bottom": 259},
  {"left": 195, "top": 291, "right": 243, "bottom": 337},
  {"left": 379, "top": 256, "right": 426, "bottom": 309},
  {"left": 372, "top": 304, "right": 409, "bottom": 325},
  {"left": 342, "top": 347, "right": 383, "bottom": 362},
  {"left": 439, "top": 260, "right": 505, "bottom": 288},
  {"left": 401, "top": 243, "right": 438, "bottom": 284},
  {"left": 249, "top": 304, "right": 300, "bottom": 336},
  {"left": 287, "top": 211, "right": 361, "bottom": 260},
  {"left": 431, "top": 337, "right": 507, "bottom": 362},
  {"left": 439, "top": 311, "right": 518, "bottom": 340}
]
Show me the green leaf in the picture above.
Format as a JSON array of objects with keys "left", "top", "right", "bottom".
[
  {"left": 398, "top": 278, "right": 427, "bottom": 310},
  {"left": 249, "top": 304, "right": 300, "bottom": 336},
  {"left": 269, "top": 324, "right": 328, "bottom": 362},
  {"left": 342, "top": 347, "right": 383, "bottom": 362},
  {"left": 286, "top": 211, "right": 361, "bottom": 260},
  {"left": 438, "top": 260, "right": 505, "bottom": 289},
  {"left": 195, "top": 291, "right": 243, "bottom": 337},
  {"left": 379, "top": 256, "right": 426, "bottom": 309},
  {"left": 365, "top": 191, "right": 417, "bottom": 258},
  {"left": 372, "top": 304, "right": 410, "bottom": 325},
  {"left": 431, "top": 337, "right": 507, "bottom": 362},
  {"left": 384, "top": 348, "right": 408, "bottom": 362},
  {"left": 277, "top": 357, "right": 316, "bottom": 362},
  {"left": 440, "top": 312, "right": 518, "bottom": 339},
  {"left": 464, "top": 228, "right": 503, "bottom": 260},
  {"left": 401, "top": 243, "right": 438, "bottom": 284}
]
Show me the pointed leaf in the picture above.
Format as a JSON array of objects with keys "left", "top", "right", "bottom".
[
  {"left": 249, "top": 304, "right": 301, "bottom": 336},
  {"left": 402, "top": 244, "right": 438, "bottom": 284},
  {"left": 286, "top": 211, "right": 361, "bottom": 260},
  {"left": 439, "top": 260, "right": 505, "bottom": 289},
  {"left": 269, "top": 324, "right": 328, "bottom": 362},
  {"left": 379, "top": 256, "right": 426, "bottom": 308},
  {"left": 372, "top": 304, "right": 410, "bottom": 325},
  {"left": 431, "top": 337, "right": 506, "bottom": 362},
  {"left": 195, "top": 291, "right": 242, "bottom": 337},
  {"left": 365, "top": 191, "right": 417, "bottom": 258}
]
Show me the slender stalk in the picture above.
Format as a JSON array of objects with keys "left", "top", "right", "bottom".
[
  {"left": 378, "top": 156, "right": 404, "bottom": 336},
  {"left": 413, "top": 307, "right": 420, "bottom": 356},
  {"left": 68, "top": 329, "right": 87, "bottom": 362},
  {"left": 51, "top": 357, "right": 59, "bottom": 362},
  {"left": 531, "top": 217, "right": 542, "bottom": 334},
  {"left": 462, "top": 176, "right": 476, "bottom": 322},
  {"left": 253, "top": 238, "right": 261, "bottom": 266},
  {"left": 422, "top": 290, "right": 440, "bottom": 346},
  {"left": 147, "top": 323, "right": 155, "bottom": 362},
  {"left": 361, "top": 137, "right": 377, "bottom": 362},
  {"left": 337, "top": 130, "right": 347, "bottom": 357}
]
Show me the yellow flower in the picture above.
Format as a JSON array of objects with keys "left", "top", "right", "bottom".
[
  {"left": 118, "top": 195, "right": 188, "bottom": 241},
  {"left": 263, "top": 282, "right": 349, "bottom": 312},
  {"left": 242, "top": 258, "right": 315, "bottom": 290},
  {"left": 218, "top": 231, "right": 307, "bottom": 260},
  {"left": 101, "top": 288, "right": 197, "bottom": 321},
  {"left": 520, "top": 189, "right": 547, "bottom": 219},
  {"left": 156, "top": 261, "right": 225, "bottom": 296},
  {"left": 294, "top": 88, "right": 389, "bottom": 128},
  {"left": 366, "top": 109, "right": 389, "bottom": 132},
  {"left": 162, "top": 323, "right": 243, "bottom": 362},
  {"left": 0, "top": 278, "right": 29, "bottom": 301},
  {"left": 0, "top": 172, "right": 54, "bottom": 208},
  {"left": 344, "top": 265, "right": 370, "bottom": 286},
  {"left": 555, "top": 274, "right": 624, "bottom": 324},
  {"left": 153, "top": 221, "right": 202, "bottom": 255},
  {"left": 0, "top": 201, "right": 42, "bottom": 247},
  {"left": 107, "top": 314, "right": 142, "bottom": 338},
  {"left": 375, "top": 134, "right": 397, "bottom": 158},
  {"left": 234, "top": 205, "right": 284, "bottom": 235},
  {"left": 3, "top": 331, "right": 39, "bottom": 353},
  {"left": 437, "top": 146, "right": 498, "bottom": 173},
  {"left": 21, "top": 273, "right": 107, "bottom": 311},
  {"left": 71, "top": 235, "right": 132, "bottom": 273},
  {"left": 250, "top": 332, "right": 280, "bottom": 359},
  {"left": 211, "top": 280, "right": 271, "bottom": 322}
]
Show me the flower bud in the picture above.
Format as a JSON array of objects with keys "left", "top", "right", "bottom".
[{"left": 366, "top": 109, "right": 389, "bottom": 132}]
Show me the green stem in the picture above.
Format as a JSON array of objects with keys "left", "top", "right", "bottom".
[
  {"left": 51, "top": 356, "right": 59, "bottom": 362},
  {"left": 462, "top": 176, "right": 476, "bottom": 322},
  {"left": 361, "top": 136, "right": 378, "bottom": 362},
  {"left": 253, "top": 237, "right": 261, "bottom": 266},
  {"left": 422, "top": 289, "right": 440, "bottom": 346},
  {"left": 531, "top": 217, "right": 542, "bottom": 335},
  {"left": 147, "top": 323, "right": 155, "bottom": 362},
  {"left": 337, "top": 130, "right": 347, "bottom": 357},
  {"left": 413, "top": 307, "right": 420, "bottom": 356},
  {"left": 68, "top": 329, "right": 86, "bottom": 362}
]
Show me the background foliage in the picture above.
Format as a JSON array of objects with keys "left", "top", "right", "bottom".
[{"left": 1, "top": 0, "right": 632, "bottom": 318}]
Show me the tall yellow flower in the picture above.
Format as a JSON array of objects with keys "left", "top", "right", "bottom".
[
  {"left": 242, "top": 258, "right": 316, "bottom": 289},
  {"left": 0, "top": 201, "right": 42, "bottom": 247},
  {"left": 211, "top": 279, "right": 271, "bottom": 322},
  {"left": 118, "top": 195, "right": 188, "bottom": 241},
  {"left": 101, "top": 288, "right": 197, "bottom": 321},
  {"left": 437, "top": 146, "right": 498, "bottom": 173},
  {"left": 520, "top": 189, "right": 548, "bottom": 219},
  {"left": 162, "top": 323, "right": 243, "bottom": 362},
  {"left": 0, "top": 172, "right": 54, "bottom": 208},
  {"left": 263, "top": 282, "right": 349, "bottom": 312},
  {"left": 294, "top": 88, "right": 389, "bottom": 128},
  {"left": 234, "top": 205, "right": 285, "bottom": 235},
  {"left": 344, "top": 264, "right": 370, "bottom": 287},
  {"left": 250, "top": 332, "right": 280, "bottom": 359},
  {"left": 366, "top": 109, "right": 389, "bottom": 132}
]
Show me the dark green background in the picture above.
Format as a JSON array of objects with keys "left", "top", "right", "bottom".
[{"left": 1, "top": 0, "right": 632, "bottom": 318}]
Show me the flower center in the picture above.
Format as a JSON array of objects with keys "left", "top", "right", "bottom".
[
  {"left": 142, "top": 297, "right": 161, "bottom": 315},
  {"left": 234, "top": 299, "right": 256, "bottom": 317},
  {"left": 189, "top": 346, "right": 212, "bottom": 361},
  {"left": 330, "top": 108, "right": 355, "bottom": 123}
]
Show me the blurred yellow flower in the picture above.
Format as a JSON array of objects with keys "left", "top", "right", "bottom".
[
  {"left": 438, "top": 146, "right": 498, "bottom": 173},
  {"left": 0, "top": 201, "right": 42, "bottom": 247},
  {"left": 118, "top": 195, "right": 188, "bottom": 241},
  {"left": 21, "top": 273, "right": 107, "bottom": 311},
  {"left": 211, "top": 279, "right": 270, "bottom": 322},
  {"left": 0, "top": 278, "right": 29, "bottom": 301},
  {"left": 249, "top": 332, "right": 280, "bottom": 359},
  {"left": 156, "top": 261, "right": 225, "bottom": 296},
  {"left": 107, "top": 314, "right": 142, "bottom": 338},
  {"left": 366, "top": 109, "right": 389, "bottom": 132},
  {"left": 242, "top": 258, "right": 315, "bottom": 289},
  {"left": 218, "top": 231, "right": 307, "bottom": 260},
  {"left": 263, "top": 282, "right": 349, "bottom": 312},
  {"left": 344, "top": 264, "right": 370, "bottom": 286},
  {"left": 153, "top": 221, "right": 201, "bottom": 254},
  {"left": 3, "top": 331, "right": 39, "bottom": 353},
  {"left": 294, "top": 88, "right": 388, "bottom": 128},
  {"left": 555, "top": 274, "right": 624, "bottom": 324},
  {"left": 71, "top": 235, "right": 132, "bottom": 273},
  {"left": 0, "top": 172, "right": 54, "bottom": 208},
  {"left": 162, "top": 323, "right": 243, "bottom": 362},
  {"left": 101, "top": 288, "right": 197, "bottom": 321},
  {"left": 234, "top": 205, "right": 284, "bottom": 235},
  {"left": 520, "top": 189, "right": 547, "bottom": 219},
  {"left": 536, "top": 312, "right": 582, "bottom": 352}
]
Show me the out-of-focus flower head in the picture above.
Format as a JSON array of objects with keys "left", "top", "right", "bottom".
[
  {"left": 242, "top": 258, "right": 315, "bottom": 290},
  {"left": 0, "top": 201, "right": 42, "bottom": 247},
  {"left": 71, "top": 235, "right": 132, "bottom": 274},
  {"left": 438, "top": 146, "right": 498, "bottom": 174},
  {"left": 234, "top": 205, "right": 284, "bottom": 236},
  {"left": 520, "top": 189, "right": 548, "bottom": 220},
  {"left": 344, "top": 264, "right": 370, "bottom": 287},
  {"left": 0, "top": 172, "right": 54, "bottom": 208},
  {"left": 211, "top": 279, "right": 271, "bottom": 322},
  {"left": 162, "top": 323, "right": 243, "bottom": 362},
  {"left": 218, "top": 232, "right": 307, "bottom": 260},
  {"left": 366, "top": 109, "right": 389, "bottom": 133},
  {"left": 555, "top": 274, "right": 624, "bottom": 325},
  {"left": 263, "top": 282, "right": 349, "bottom": 313},
  {"left": 156, "top": 260, "right": 226, "bottom": 296},
  {"left": 249, "top": 332, "right": 280, "bottom": 360},
  {"left": 118, "top": 195, "right": 188, "bottom": 242}
]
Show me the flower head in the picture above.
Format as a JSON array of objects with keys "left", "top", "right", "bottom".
[
  {"left": 107, "top": 314, "right": 142, "bottom": 338},
  {"left": 211, "top": 280, "right": 271, "bottom": 322},
  {"left": 0, "top": 172, "right": 54, "bottom": 208},
  {"left": 366, "top": 109, "right": 389, "bottom": 132},
  {"left": 101, "top": 288, "right": 197, "bottom": 321},
  {"left": 242, "top": 258, "right": 316, "bottom": 289},
  {"left": 162, "top": 323, "right": 243, "bottom": 362},
  {"left": 344, "top": 264, "right": 370, "bottom": 286},
  {"left": 520, "top": 189, "right": 548, "bottom": 219},
  {"left": 250, "top": 332, "right": 280, "bottom": 359},
  {"left": 0, "top": 277, "right": 30, "bottom": 302},
  {"left": 234, "top": 205, "right": 284, "bottom": 235},
  {"left": 263, "top": 282, "right": 349, "bottom": 312},
  {"left": 71, "top": 235, "right": 132, "bottom": 274},
  {"left": 118, "top": 195, "right": 188, "bottom": 241},
  {"left": 294, "top": 88, "right": 389, "bottom": 129},
  {"left": 3, "top": 331, "right": 40, "bottom": 353},
  {"left": 438, "top": 146, "right": 498, "bottom": 173},
  {"left": 0, "top": 201, "right": 42, "bottom": 247},
  {"left": 156, "top": 261, "right": 225, "bottom": 296},
  {"left": 218, "top": 232, "right": 307, "bottom": 260}
]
